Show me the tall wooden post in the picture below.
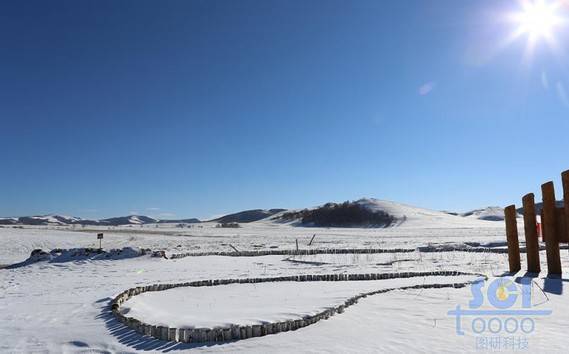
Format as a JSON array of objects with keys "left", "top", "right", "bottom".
[
  {"left": 522, "top": 193, "right": 540, "bottom": 273},
  {"left": 504, "top": 205, "right": 521, "bottom": 273},
  {"left": 541, "top": 182, "right": 562, "bottom": 276},
  {"left": 562, "top": 170, "right": 569, "bottom": 240}
]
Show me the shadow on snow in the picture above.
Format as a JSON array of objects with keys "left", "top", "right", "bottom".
[{"left": 97, "top": 298, "right": 236, "bottom": 351}]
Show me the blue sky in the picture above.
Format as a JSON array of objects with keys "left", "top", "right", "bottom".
[{"left": 1, "top": 0, "right": 569, "bottom": 219}]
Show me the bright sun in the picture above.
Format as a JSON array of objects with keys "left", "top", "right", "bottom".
[
  {"left": 513, "top": 0, "right": 562, "bottom": 39},
  {"left": 505, "top": 0, "right": 568, "bottom": 61}
]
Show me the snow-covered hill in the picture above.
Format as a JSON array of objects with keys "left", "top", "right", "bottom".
[
  {"left": 99, "top": 215, "right": 158, "bottom": 226},
  {"left": 211, "top": 209, "right": 287, "bottom": 223},
  {"left": 0, "top": 215, "right": 86, "bottom": 226},
  {"left": 355, "top": 198, "right": 499, "bottom": 228},
  {"left": 0, "top": 217, "right": 18, "bottom": 225},
  {"left": 460, "top": 207, "right": 506, "bottom": 221},
  {"left": 273, "top": 198, "right": 500, "bottom": 229}
]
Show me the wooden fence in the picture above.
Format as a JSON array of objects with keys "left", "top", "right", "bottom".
[{"left": 505, "top": 169, "right": 569, "bottom": 276}]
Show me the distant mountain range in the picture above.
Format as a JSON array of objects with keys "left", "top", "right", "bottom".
[
  {"left": 0, "top": 209, "right": 284, "bottom": 226},
  {"left": 0, "top": 215, "right": 201, "bottom": 226},
  {"left": 0, "top": 200, "right": 515, "bottom": 227}
]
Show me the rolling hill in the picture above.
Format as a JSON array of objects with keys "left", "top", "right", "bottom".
[{"left": 210, "top": 209, "right": 286, "bottom": 223}]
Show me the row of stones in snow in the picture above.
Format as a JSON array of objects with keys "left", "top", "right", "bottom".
[
  {"left": 168, "top": 244, "right": 520, "bottom": 259},
  {"left": 416, "top": 245, "right": 509, "bottom": 254},
  {"left": 169, "top": 247, "right": 416, "bottom": 259},
  {"left": 111, "top": 270, "right": 487, "bottom": 344}
]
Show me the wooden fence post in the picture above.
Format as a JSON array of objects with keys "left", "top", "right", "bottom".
[
  {"left": 522, "top": 193, "right": 540, "bottom": 273},
  {"left": 562, "top": 170, "right": 569, "bottom": 241},
  {"left": 504, "top": 205, "right": 521, "bottom": 273},
  {"left": 541, "top": 182, "right": 562, "bottom": 276}
]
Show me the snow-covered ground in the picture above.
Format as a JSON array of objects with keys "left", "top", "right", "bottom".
[
  {"left": 0, "top": 215, "right": 504, "bottom": 266},
  {"left": 1, "top": 204, "right": 566, "bottom": 353},
  {"left": 120, "top": 275, "right": 479, "bottom": 329}
]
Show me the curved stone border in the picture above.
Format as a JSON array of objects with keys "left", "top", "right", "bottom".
[{"left": 111, "top": 271, "right": 487, "bottom": 344}]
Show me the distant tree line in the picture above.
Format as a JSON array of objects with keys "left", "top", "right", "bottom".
[{"left": 280, "top": 201, "right": 395, "bottom": 228}]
